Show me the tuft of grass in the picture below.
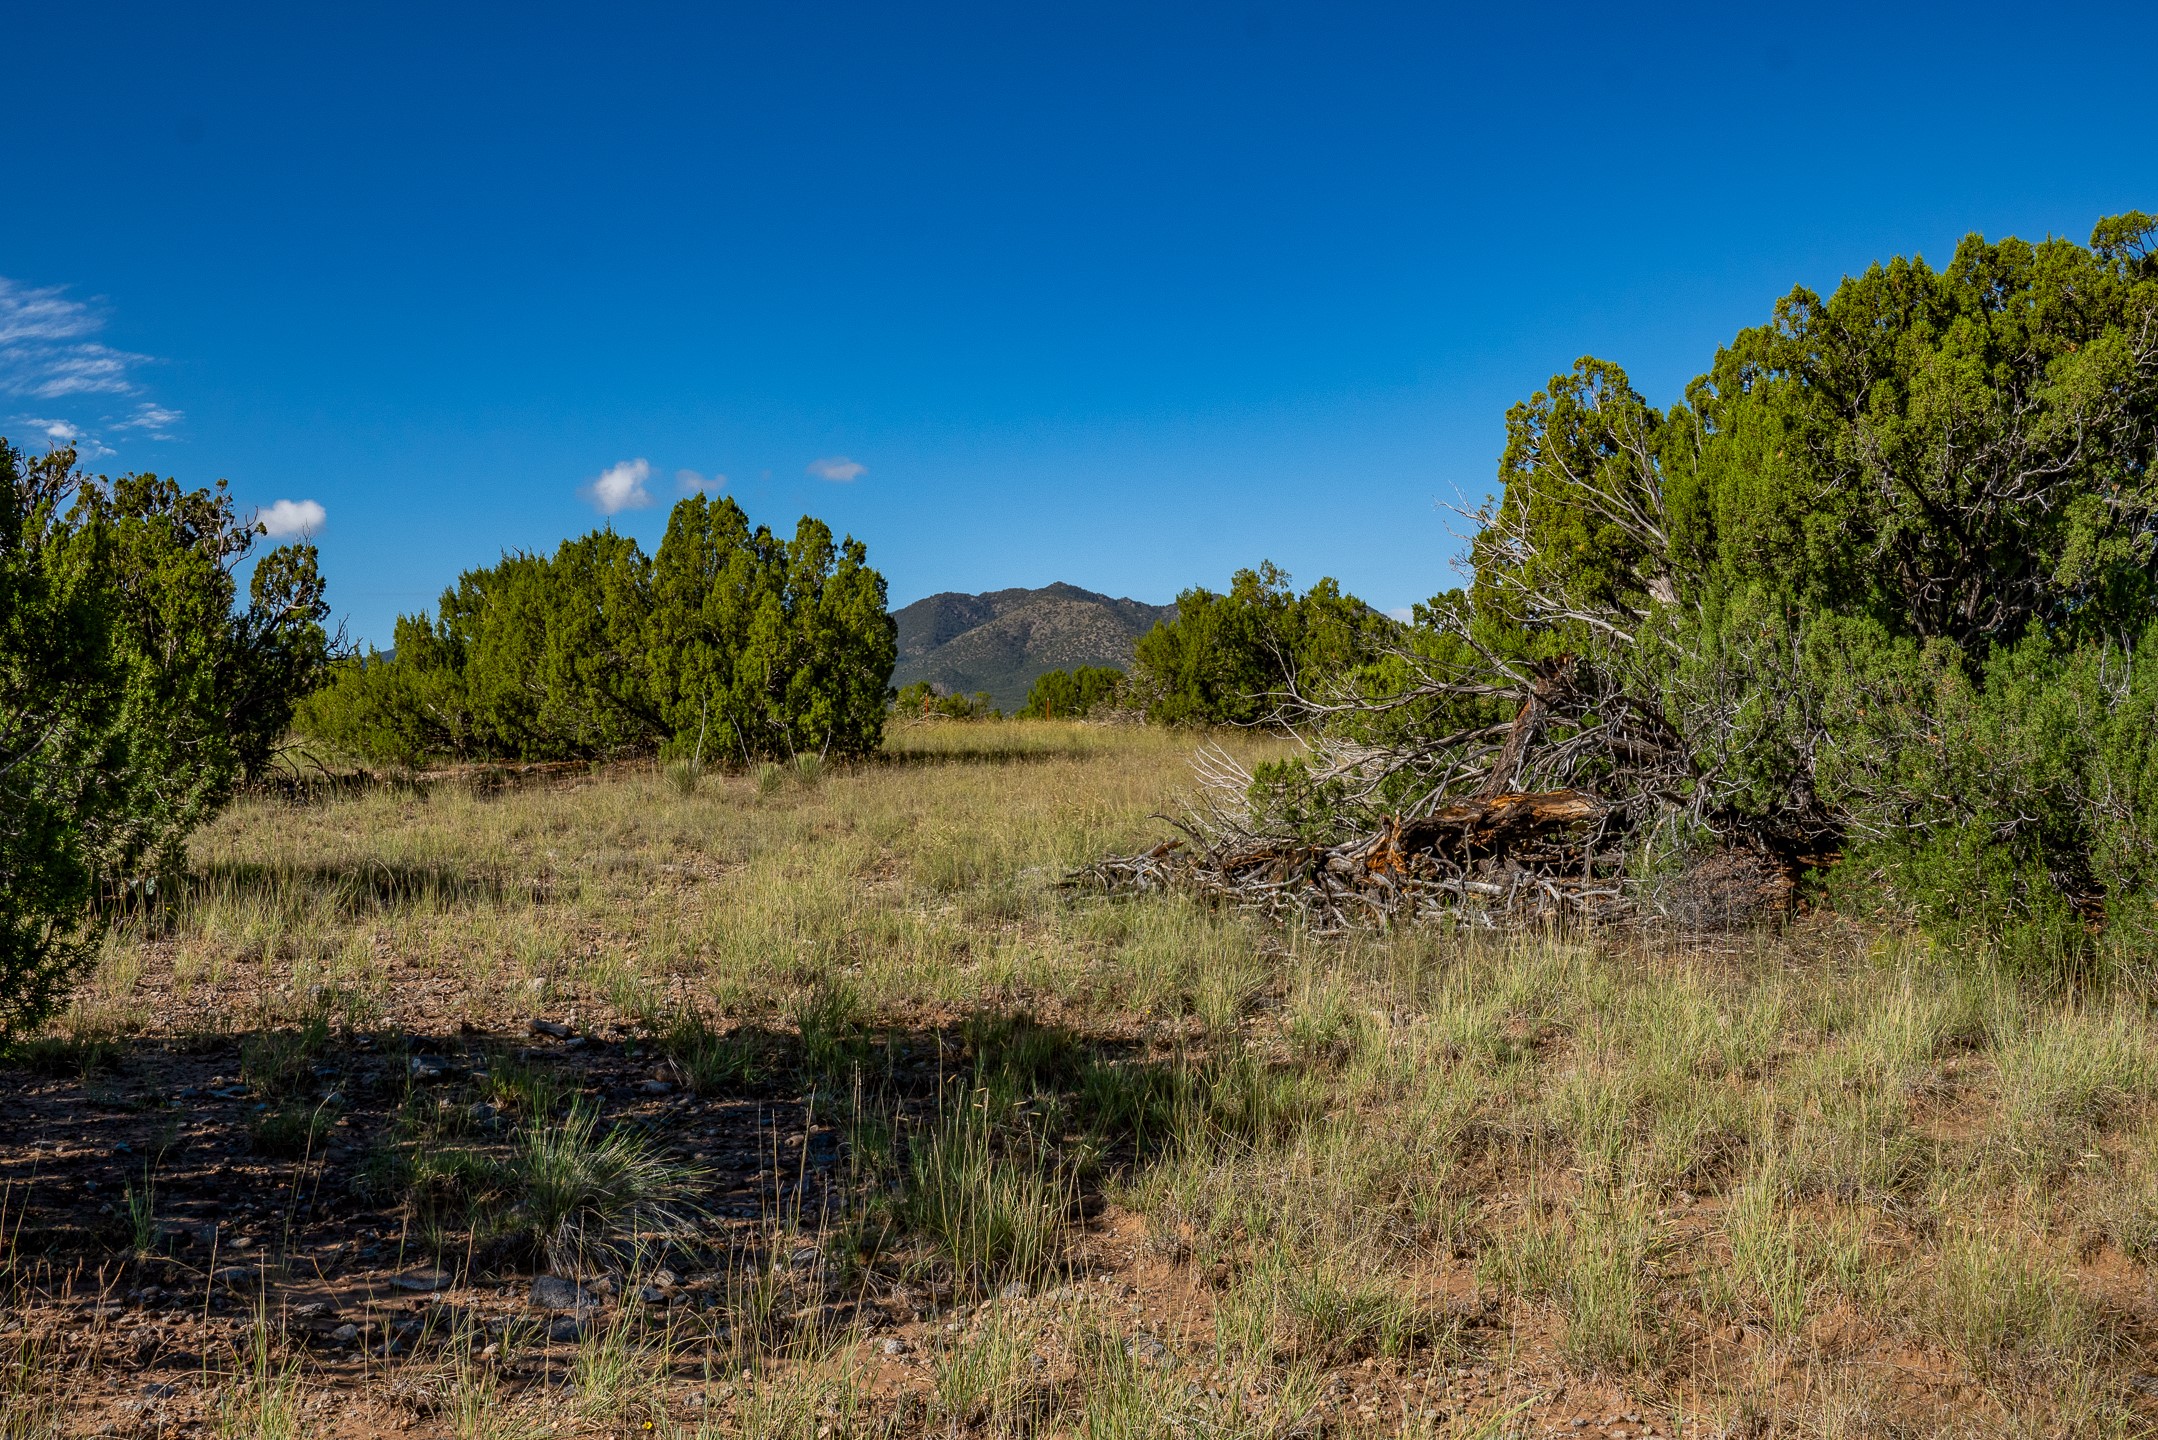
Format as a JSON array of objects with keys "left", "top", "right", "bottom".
[
  {"left": 659, "top": 1011, "right": 766, "bottom": 1093},
  {"left": 896, "top": 1098, "right": 1071, "bottom": 1294},
  {"left": 931, "top": 1304, "right": 1052, "bottom": 1433},
  {"left": 240, "top": 1014, "right": 332, "bottom": 1099},
  {"left": 1991, "top": 1005, "right": 2158, "bottom": 1179},
  {"left": 1483, "top": 1183, "right": 1663, "bottom": 1373},
  {"left": 122, "top": 1161, "right": 161, "bottom": 1256},
  {"left": 476, "top": 1049, "right": 572, "bottom": 1120},
  {"left": 570, "top": 1294, "right": 670, "bottom": 1423},
  {"left": 247, "top": 1100, "right": 339, "bottom": 1160},
  {"left": 791, "top": 979, "right": 866, "bottom": 1080},
  {"left": 664, "top": 756, "right": 704, "bottom": 796},
  {"left": 793, "top": 753, "right": 825, "bottom": 788},
  {"left": 1256, "top": 1246, "right": 1453, "bottom": 1365},
  {"left": 1914, "top": 1226, "right": 2107, "bottom": 1379},
  {"left": 1722, "top": 1177, "right": 1813, "bottom": 1338},
  {"left": 7, "top": 1029, "right": 124, "bottom": 1079},
  {"left": 216, "top": 1307, "right": 309, "bottom": 1440},
  {"left": 0, "top": 1325, "right": 68, "bottom": 1440},
  {"left": 510, "top": 1102, "right": 706, "bottom": 1273},
  {"left": 753, "top": 760, "right": 787, "bottom": 796},
  {"left": 723, "top": 1358, "right": 877, "bottom": 1440}
]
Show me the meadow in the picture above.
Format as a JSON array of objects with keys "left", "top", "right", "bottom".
[{"left": 5, "top": 720, "right": 2158, "bottom": 1438}]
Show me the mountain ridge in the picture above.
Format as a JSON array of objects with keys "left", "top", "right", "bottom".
[{"left": 892, "top": 583, "right": 1175, "bottom": 711}]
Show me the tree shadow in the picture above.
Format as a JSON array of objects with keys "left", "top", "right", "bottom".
[{"left": 101, "top": 861, "right": 548, "bottom": 926}]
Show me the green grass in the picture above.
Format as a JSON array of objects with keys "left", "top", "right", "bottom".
[{"left": 895, "top": 1096, "right": 1072, "bottom": 1294}]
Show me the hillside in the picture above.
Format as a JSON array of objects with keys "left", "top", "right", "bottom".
[{"left": 892, "top": 582, "right": 1174, "bottom": 710}]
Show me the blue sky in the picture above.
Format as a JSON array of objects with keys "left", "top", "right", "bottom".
[{"left": 5, "top": 3, "right": 2156, "bottom": 644}]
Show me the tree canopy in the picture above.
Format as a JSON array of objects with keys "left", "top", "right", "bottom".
[
  {"left": 1, "top": 443, "right": 330, "bottom": 1035},
  {"left": 1128, "top": 563, "right": 1396, "bottom": 726},
  {"left": 297, "top": 494, "right": 897, "bottom": 766}
]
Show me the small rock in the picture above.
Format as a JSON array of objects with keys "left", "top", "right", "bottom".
[
  {"left": 139, "top": 1382, "right": 177, "bottom": 1400},
  {"left": 999, "top": 1281, "right": 1027, "bottom": 1301},
  {"left": 390, "top": 1270, "right": 450, "bottom": 1293},
  {"left": 547, "top": 1315, "right": 585, "bottom": 1343},
  {"left": 291, "top": 1301, "right": 332, "bottom": 1320},
  {"left": 1128, "top": 1335, "right": 1167, "bottom": 1364},
  {"left": 408, "top": 1056, "right": 447, "bottom": 1082},
  {"left": 529, "top": 1275, "right": 598, "bottom": 1311},
  {"left": 529, "top": 1019, "right": 573, "bottom": 1038},
  {"left": 329, "top": 1324, "right": 359, "bottom": 1344},
  {"left": 879, "top": 1337, "right": 910, "bottom": 1356},
  {"left": 636, "top": 1079, "right": 674, "bottom": 1095},
  {"left": 469, "top": 1101, "right": 498, "bottom": 1123},
  {"left": 652, "top": 1269, "right": 680, "bottom": 1287},
  {"left": 638, "top": 1285, "right": 667, "bottom": 1304}
]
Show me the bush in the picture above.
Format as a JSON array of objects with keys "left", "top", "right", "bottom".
[
  {"left": 1016, "top": 665, "right": 1126, "bottom": 719},
  {"left": 1230, "top": 210, "right": 2158, "bottom": 962},
  {"left": 1127, "top": 562, "right": 1396, "bottom": 725},
  {"left": 892, "top": 679, "right": 998, "bottom": 719},
  {"left": 0, "top": 444, "right": 329, "bottom": 1037},
  {"left": 297, "top": 494, "right": 896, "bottom": 766}
]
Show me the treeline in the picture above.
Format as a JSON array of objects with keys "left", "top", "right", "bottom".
[
  {"left": 1, "top": 444, "right": 329, "bottom": 1035},
  {"left": 297, "top": 495, "right": 896, "bottom": 766}
]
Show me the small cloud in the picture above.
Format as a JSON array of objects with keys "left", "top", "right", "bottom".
[
  {"left": 676, "top": 468, "right": 727, "bottom": 494},
  {"left": 806, "top": 455, "right": 866, "bottom": 482},
  {"left": 1386, "top": 606, "right": 1415, "bottom": 623},
  {"left": 582, "top": 457, "right": 655, "bottom": 514},
  {"left": 257, "top": 498, "right": 327, "bottom": 537},
  {"left": 114, "top": 402, "right": 183, "bottom": 439},
  {"left": 16, "top": 416, "right": 110, "bottom": 458},
  {"left": 0, "top": 278, "right": 150, "bottom": 399}
]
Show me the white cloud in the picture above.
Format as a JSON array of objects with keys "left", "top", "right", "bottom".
[
  {"left": 15, "top": 416, "right": 111, "bottom": 458},
  {"left": 0, "top": 280, "right": 98, "bottom": 346},
  {"left": 115, "top": 402, "right": 183, "bottom": 438},
  {"left": 582, "top": 457, "right": 655, "bottom": 514},
  {"left": 1387, "top": 606, "right": 1415, "bottom": 623},
  {"left": 676, "top": 468, "right": 726, "bottom": 493},
  {"left": 806, "top": 455, "right": 866, "bottom": 482},
  {"left": 0, "top": 278, "right": 149, "bottom": 399},
  {"left": 257, "top": 498, "right": 327, "bottom": 537}
]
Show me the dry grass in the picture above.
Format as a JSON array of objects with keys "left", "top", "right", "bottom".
[{"left": 11, "top": 718, "right": 2158, "bottom": 1436}]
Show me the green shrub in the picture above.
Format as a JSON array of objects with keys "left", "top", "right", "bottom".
[
  {"left": 1017, "top": 665, "right": 1127, "bottom": 719},
  {"left": 0, "top": 444, "right": 328, "bottom": 1038},
  {"left": 296, "top": 494, "right": 895, "bottom": 766},
  {"left": 1128, "top": 562, "right": 1396, "bottom": 726}
]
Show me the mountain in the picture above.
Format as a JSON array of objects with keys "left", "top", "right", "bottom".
[{"left": 891, "top": 583, "right": 1177, "bottom": 712}]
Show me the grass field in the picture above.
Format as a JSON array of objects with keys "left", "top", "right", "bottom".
[{"left": 5, "top": 720, "right": 2158, "bottom": 1437}]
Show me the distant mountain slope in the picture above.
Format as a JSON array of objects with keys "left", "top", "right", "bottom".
[{"left": 892, "top": 583, "right": 1176, "bottom": 711}]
